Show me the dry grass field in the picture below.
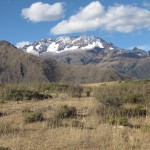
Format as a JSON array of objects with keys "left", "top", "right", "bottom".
[{"left": 0, "top": 81, "right": 150, "bottom": 150}]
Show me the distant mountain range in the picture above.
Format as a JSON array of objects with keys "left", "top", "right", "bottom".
[
  {"left": 0, "top": 35, "right": 150, "bottom": 84},
  {"left": 0, "top": 39, "right": 131, "bottom": 84},
  {"left": 21, "top": 35, "right": 150, "bottom": 79},
  {"left": 22, "top": 35, "right": 149, "bottom": 59}
]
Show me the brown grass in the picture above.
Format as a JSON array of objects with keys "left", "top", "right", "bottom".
[{"left": 0, "top": 92, "right": 150, "bottom": 150}]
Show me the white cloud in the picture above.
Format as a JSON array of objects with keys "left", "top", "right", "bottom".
[
  {"left": 22, "top": 2, "right": 64, "bottom": 22},
  {"left": 16, "top": 41, "right": 30, "bottom": 49},
  {"left": 51, "top": 1, "right": 150, "bottom": 34}
]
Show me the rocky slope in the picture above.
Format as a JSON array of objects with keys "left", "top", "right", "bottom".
[
  {"left": 21, "top": 35, "right": 150, "bottom": 79},
  {"left": 0, "top": 40, "right": 61, "bottom": 83},
  {"left": 0, "top": 40, "right": 130, "bottom": 84}
]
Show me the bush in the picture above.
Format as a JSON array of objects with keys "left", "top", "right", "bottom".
[
  {"left": 24, "top": 112, "right": 44, "bottom": 123},
  {"left": 68, "top": 85, "right": 83, "bottom": 98},
  {"left": 4, "top": 89, "right": 49, "bottom": 101},
  {"left": 71, "top": 120, "right": 84, "bottom": 129},
  {"left": 101, "top": 97, "right": 123, "bottom": 108},
  {"left": 54, "top": 105, "right": 77, "bottom": 119},
  {"left": 107, "top": 117, "right": 129, "bottom": 126},
  {"left": 35, "top": 83, "right": 69, "bottom": 93},
  {"left": 123, "top": 94, "right": 143, "bottom": 104},
  {"left": 0, "top": 147, "right": 11, "bottom": 150},
  {"left": 84, "top": 87, "right": 92, "bottom": 97},
  {"left": 122, "top": 106, "right": 147, "bottom": 117},
  {"left": 96, "top": 105, "right": 126, "bottom": 119},
  {"left": 47, "top": 118, "right": 62, "bottom": 128},
  {"left": 95, "top": 86, "right": 123, "bottom": 108},
  {"left": 97, "top": 105, "right": 147, "bottom": 119},
  {"left": 0, "top": 112, "right": 5, "bottom": 117}
]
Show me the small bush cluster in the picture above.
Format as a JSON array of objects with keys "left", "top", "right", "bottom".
[
  {"left": 3, "top": 89, "right": 49, "bottom": 101},
  {"left": 122, "top": 106, "right": 147, "bottom": 117},
  {"left": 68, "top": 85, "right": 83, "bottom": 98},
  {"left": 84, "top": 87, "right": 92, "bottom": 97},
  {"left": 54, "top": 105, "right": 77, "bottom": 119},
  {"left": 0, "top": 112, "right": 5, "bottom": 117},
  {"left": 123, "top": 94, "right": 143, "bottom": 103},
  {"left": 95, "top": 81, "right": 149, "bottom": 126},
  {"left": 107, "top": 117, "right": 129, "bottom": 126},
  {"left": 0, "top": 147, "right": 11, "bottom": 150},
  {"left": 71, "top": 120, "right": 84, "bottom": 129},
  {"left": 47, "top": 118, "right": 62, "bottom": 128},
  {"left": 34, "top": 83, "right": 70, "bottom": 93},
  {"left": 24, "top": 112, "right": 44, "bottom": 123}
]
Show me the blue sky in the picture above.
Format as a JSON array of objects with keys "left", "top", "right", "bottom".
[{"left": 1, "top": 0, "right": 150, "bottom": 50}]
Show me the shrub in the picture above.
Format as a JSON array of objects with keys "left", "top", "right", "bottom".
[
  {"left": 4, "top": 89, "right": 49, "bottom": 101},
  {"left": 95, "top": 86, "right": 123, "bottom": 108},
  {"left": 97, "top": 105, "right": 147, "bottom": 119},
  {"left": 84, "top": 87, "right": 92, "bottom": 97},
  {"left": 47, "top": 118, "right": 62, "bottom": 128},
  {"left": 0, "top": 112, "right": 6, "bottom": 117},
  {"left": 68, "top": 85, "right": 83, "bottom": 98},
  {"left": 54, "top": 105, "right": 77, "bottom": 119},
  {"left": 0, "top": 147, "right": 11, "bottom": 150},
  {"left": 123, "top": 94, "right": 143, "bottom": 104},
  {"left": 101, "top": 97, "right": 123, "bottom": 108},
  {"left": 86, "top": 91, "right": 91, "bottom": 97},
  {"left": 122, "top": 106, "right": 147, "bottom": 117},
  {"left": 24, "top": 112, "right": 44, "bottom": 123},
  {"left": 35, "top": 83, "right": 69, "bottom": 93},
  {"left": 96, "top": 105, "right": 125, "bottom": 119},
  {"left": 71, "top": 120, "right": 84, "bottom": 129},
  {"left": 107, "top": 117, "right": 129, "bottom": 126}
]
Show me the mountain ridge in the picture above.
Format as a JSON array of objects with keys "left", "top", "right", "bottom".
[
  {"left": 20, "top": 35, "right": 150, "bottom": 79},
  {"left": 21, "top": 35, "right": 150, "bottom": 58},
  {"left": 0, "top": 40, "right": 131, "bottom": 83}
]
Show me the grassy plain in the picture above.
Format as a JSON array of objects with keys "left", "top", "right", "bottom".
[{"left": 0, "top": 81, "right": 150, "bottom": 150}]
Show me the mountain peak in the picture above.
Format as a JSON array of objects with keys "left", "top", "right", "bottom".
[
  {"left": 132, "top": 47, "right": 142, "bottom": 51},
  {"left": 22, "top": 35, "right": 106, "bottom": 55},
  {"left": 21, "top": 35, "right": 150, "bottom": 59},
  {"left": 131, "top": 47, "right": 149, "bottom": 57}
]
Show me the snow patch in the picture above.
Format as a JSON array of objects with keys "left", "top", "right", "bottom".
[
  {"left": 64, "top": 46, "right": 79, "bottom": 51},
  {"left": 109, "top": 47, "right": 114, "bottom": 50},
  {"left": 96, "top": 41, "right": 104, "bottom": 48},
  {"left": 26, "top": 46, "right": 39, "bottom": 55},
  {"left": 35, "top": 44, "right": 41, "bottom": 49},
  {"left": 47, "top": 42, "right": 59, "bottom": 53}
]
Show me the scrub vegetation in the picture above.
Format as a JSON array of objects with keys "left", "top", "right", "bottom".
[{"left": 0, "top": 80, "right": 150, "bottom": 150}]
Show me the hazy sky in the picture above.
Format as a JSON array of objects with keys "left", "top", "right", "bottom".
[{"left": 1, "top": 0, "right": 150, "bottom": 50}]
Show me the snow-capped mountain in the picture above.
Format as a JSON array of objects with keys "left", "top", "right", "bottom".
[
  {"left": 1, "top": 38, "right": 150, "bottom": 82},
  {"left": 21, "top": 35, "right": 149, "bottom": 58},
  {"left": 20, "top": 35, "right": 150, "bottom": 66},
  {"left": 22, "top": 36, "right": 105, "bottom": 55},
  {"left": 130, "top": 47, "right": 149, "bottom": 57}
]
